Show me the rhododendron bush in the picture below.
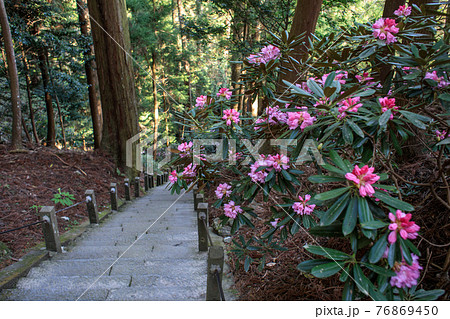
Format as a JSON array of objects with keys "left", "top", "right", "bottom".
[{"left": 166, "top": 4, "right": 448, "bottom": 301}]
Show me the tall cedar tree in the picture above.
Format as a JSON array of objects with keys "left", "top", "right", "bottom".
[
  {"left": 280, "top": 0, "right": 323, "bottom": 84},
  {"left": 0, "top": 0, "right": 22, "bottom": 150},
  {"left": 87, "top": 0, "right": 139, "bottom": 169},
  {"left": 77, "top": 0, "right": 103, "bottom": 149}
]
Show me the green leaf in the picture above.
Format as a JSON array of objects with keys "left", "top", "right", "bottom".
[
  {"left": 308, "top": 175, "right": 346, "bottom": 183},
  {"left": 353, "top": 264, "right": 370, "bottom": 295},
  {"left": 342, "top": 123, "right": 354, "bottom": 144},
  {"left": 328, "top": 150, "right": 349, "bottom": 171},
  {"left": 379, "top": 110, "right": 392, "bottom": 127},
  {"left": 321, "top": 192, "right": 351, "bottom": 226},
  {"left": 244, "top": 255, "right": 252, "bottom": 272},
  {"left": 361, "top": 220, "right": 388, "bottom": 230},
  {"left": 412, "top": 289, "right": 445, "bottom": 301},
  {"left": 310, "top": 223, "right": 345, "bottom": 237},
  {"left": 342, "top": 280, "right": 355, "bottom": 301},
  {"left": 436, "top": 137, "right": 450, "bottom": 146},
  {"left": 361, "top": 262, "right": 396, "bottom": 277},
  {"left": 265, "top": 168, "right": 275, "bottom": 182},
  {"left": 374, "top": 190, "right": 414, "bottom": 211},
  {"left": 314, "top": 187, "right": 350, "bottom": 201},
  {"left": 307, "top": 79, "right": 324, "bottom": 97},
  {"left": 311, "top": 261, "right": 345, "bottom": 278},
  {"left": 342, "top": 197, "right": 358, "bottom": 236},
  {"left": 347, "top": 119, "right": 365, "bottom": 138},
  {"left": 304, "top": 244, "right": 351, "bottom": 260},
  {"left": 400, "top": 110, "right": 430, "bottom": 130},
  {"left": 296, "top": 259, "right": 329, "bottom": 272},
  {"left": 439, "top": 93, "right": 450, "bottom": 102},
  {"left": 281, "top": 169, "right": 292, "bottom": 181}
]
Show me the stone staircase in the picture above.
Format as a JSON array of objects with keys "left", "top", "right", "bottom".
[{"left": 0, "top": 185, "right": 209, "bottom": 301}]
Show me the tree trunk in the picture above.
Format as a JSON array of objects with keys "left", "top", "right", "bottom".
[
  {"left": 87, "top": 0, "right": 139, "bottom": 169},
  {"left": 77, "top": 0, "right": 103, "bottom": 149},
  {"left": 38, "top": 49, "right": 56, "bottom": 148},
  {"left": 0, "top": 0, "right": 22, "bottom": 150},
  {"left": 383, "top": 0, "right": 406, "bottom": 17},
  {"left": 230, "top": 12, "right": 244, "bottom": 111},
  {"left": 280, "top": 0, "right": 323, "bottom": 84},
  {"left": 47, "top": 57, "right": 66, "bottom": 148},
  {"left": 151, "top": 50, "right": 159, "bottom": 160},
  {"left": 22, "top": 51, "right": 40, "bottom": 144}
]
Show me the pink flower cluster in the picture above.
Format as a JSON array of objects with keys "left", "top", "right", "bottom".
[
  {"left": 248, "top": 154, "right": 290, "bottom": 183},
  {"left": 388, "top": 210, "right": 420, "bottom": 244},
  {"left": 222, "top": 108, "right": 240, "bottom": 126},
  {"left": 224, "top": 201, "right": 243, "bottom": 219},
  {"left": 169, "top": 170, "right": 178, "bottom": 184},
  {"left": 287, "top": 111, "right": 316, "bottom": 131},
  {"left": 435, "top": 130, "right": 449, "bottom": 141},
  {"left": 254, "top": 105, "right": 288, "bottom": 130},
  {"left": 394, "top": 5, "right": 412, "bottom": 17},
  {"left": 195, "top": 95, "right": 208, "bottom": 108},
  {"left": 292, "top": 194, "right": 316, "bottom": 215},
  {"left": 372, "top": 18, "right": 399, "bottom": 45},
  {"left": 424, "top": 71, "right": 449, "bottom": 88},
  {"left": 270, "top": 218, "right": 285, "bottom": 229},
  {"left": 338, "top": 96, "right": 363, "bottom": 119},
  {"left": 247, "top": 44, "right": 281, "bottom": 65},
  {"left": 379, "top": 97, "right": 399, "bottom": 120},
  {"left": 345, "top": 165, "right": 380, "bottom": 197},
  {"left": 215, "top": 183, "right": 232, "bottom": 199},
  {"left": 390, "top": 254, "right": 422, "bottom": 289},
  {"left": 178, "top": 141, "right": 193, "bottom": 158},
  {"left": 217, "top": 87, "right": 232, "bottom": 100}
]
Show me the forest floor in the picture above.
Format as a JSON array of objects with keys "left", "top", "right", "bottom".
[
  {"left": 0, "top": 143, "right": 124, "bottom": 271},
  {"left": 204, "top": 164, "right": 450, "bottom": 301}
]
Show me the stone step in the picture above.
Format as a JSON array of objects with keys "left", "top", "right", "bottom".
[
  {"left": 25, "top": 258, "right": 206, "bottom": 278},
  {"left": 0, "top": 288, "right": 109, "bottom": 301},
  {"left": 106, "top": 286, "right": 205, "bottom": 301}
]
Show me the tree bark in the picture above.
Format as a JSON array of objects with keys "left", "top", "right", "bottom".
[
  {"left": 280, "top": 0, "right": 323, "bottom": 84},
  {"left": 0, "top": 0, "right": 22, "bottom": 150},
  {"left": 383, "top": 0, "right": 406, "bottom": 17},
  {"left": 47, "top": 57, "right": 66, "bottom": 148},
  {"left": 38, "top": 49, "right": 56, "bottom": 148},
  {"left": 77, "top": 0, "right": 103, "bottom": 149},
  {"left": 87, "top": 0, "right": 139, "bottom": 169},
  {"left": 22, "top": 51, "right": 40, "bottom": 144},
  {"left": 151, "top": 50, "right": 159, "bottom": 160}
]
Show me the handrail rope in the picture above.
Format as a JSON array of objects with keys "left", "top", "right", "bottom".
[
  {"left": 214, "top": 270, "right": 226, "bottom": 301},
  {"left": 0, "top": 220, "right": 44, "bottom": 235},
  {"left": 0, "top": 198, "right": 89, "bottom": 236},
  {"left": 200, "top": 216, "right": 214, "bottom": 247}
]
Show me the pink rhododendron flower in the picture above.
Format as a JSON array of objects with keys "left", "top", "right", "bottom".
[
  {"left": 338, "top": 96, "right": 363, "bottom": 119},
  {"left": 435, "top": 130, "right": 449, "bottom": 141},
  {"left": 424, "top": 71, "right": 449, "bottom": 88},
  {"left": 286, "top": 111, "right": 316, "bottom": 130},
  {"left": 379, "top": 97, "right": 399, "bottom": 120},
  {"left": 388, "top": 210, "right": 420, "bottom": 244},
  {"left": 390, "top": 254, "right": 422, "bottom": 288},
  {"left": 292, "top": 194, "right": 316, "bottom": 215},
  {"left": 248, "top": 155, "right": 269, "bottom": 183},
  {"left": 355, "top": 72, "right": 374, "bottom": 83},
  {"left": 217, "top": 87, "right": 232, "bottom": 100},
  {"left": 260, "top": 44, "right": 281, "bottom": 61},
  {"left": 372, "top": 18, "right": 399, "bottom": 44},
  {"left": 223, "top": 201, "right": 243, "bottom": 219},
  {"left": 394, "top": 5, "right": 412, "bottom": 17},
  {"left": 215, "top": 183, "right": 232, "bottom": 199},
  {"left": 181, "top": 163, "right": 197, "bottom": 181},
  {"left": 178, "top": 141, "right": 193, "bottom": 158},
  {"left": 247, "top": 54, "right": 266, "bottom": 65},
  {"left": 168, "top": 170, "right": 178, "bottom": 184},
  {"left": 222, "top": 108, "right": 240, "bottom": 126},
  {"left": 266, "top": 154, "right": 290, "bottom": 171},
  {"left": 195, "top": 95, "right": 208, "bottom": 108},
  {"left": 345, "top": 165, "right": 380, "bottom": 197}
]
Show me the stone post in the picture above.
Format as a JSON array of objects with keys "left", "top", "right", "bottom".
[
  {"left": 197, "top": 202, "right": 209, "bottom": 252},
  {"left": 144, "top": 173, "right": 149, "bottom": 191},
  {"left": 193, "top": 184, "right": 199, "bottom": 201},
  {"left": 206, "top": 246, "right": 224, "bottom": 301},
  {"left": 110, "top": 183, "right": 118, "bottom": 211},
  {"left": 124, "top": 178, "right": 131, "bottom": 201},
  {"left": 149, "top": 174, "right": 154, "bottom": 188},
  {"left": 194, "top": 193, "right": 204, "bottom": 211},
  {"left": 134, "top": 177, "right": 140, "bottom": 198},
  {"left": 39, "top": 206, "right": 62, "bottom": 253},
  {"left": 85, "top": 190, "right": 99, "bottom": 224}
]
